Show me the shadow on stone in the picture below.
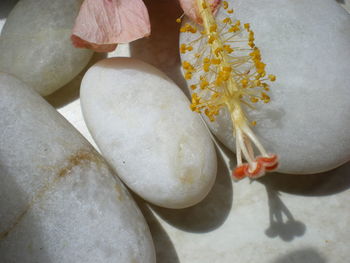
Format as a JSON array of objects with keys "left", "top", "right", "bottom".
[
  {"left": 272, "top": 248, "right": 327, "bottom": 263},
  {"left": 129, "top": 0, "right": 189, "bottom": 97},
  {"left": 214, "top": 137, "right": 236, "bottom": 172},
  {"left": 259, "top": 161, "right": 350, "bottom": 196},
  {"left": 45, "top": 52, "right": 107, "bottom": 109},
  {"left": 0, "top": 0, "right": 19, "bottom": 19},
  {"left": 151, "top": 145, "right": 233, "bottom": 233},
  {"left": 264, "top": 186, "right": 306, "bottom": 242},
  {"left": 133, "top": 195, "right": 180, "bottom": 263}
]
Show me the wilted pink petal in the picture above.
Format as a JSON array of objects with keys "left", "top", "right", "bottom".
[
  {"left": 71, "top": 35, "right": 118, "bottom": 52},
  {"left": 178, "top": 0, "right": 221, "bottom": 24},
  {"left": 71, "top": 0, "right": 151, "bottom": 52}
]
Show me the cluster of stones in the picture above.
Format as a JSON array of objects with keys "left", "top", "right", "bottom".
[{"left": 0, "top": 73, "right": 156, "bottom": 262}]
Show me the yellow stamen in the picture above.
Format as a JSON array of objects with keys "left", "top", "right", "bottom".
[{"left": 180, "top": 0, "right": 278, "bottom": 179}]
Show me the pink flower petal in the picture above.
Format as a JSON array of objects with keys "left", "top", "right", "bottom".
[
  {"left": 71, "top": 0, "right": 151, "bottom": 52},
  {"left": 71, "top": 35, "right": 118, "bottom": 52},
  {"left": 178, "top": 0, "right": 221, "bottom": 24}
]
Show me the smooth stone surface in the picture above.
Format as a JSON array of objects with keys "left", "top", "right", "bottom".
[
  {"left": 0, "top": 73, "right": 155, "bottom": 263},
  {"left": 180, "top": 0, "right": 350, "bottom": 174},
  {"left": 80, "top": 57, "right": 217, "bottom": 209},
  {"left": 0, "top": 0, "right": 93, "bottom": 96}
]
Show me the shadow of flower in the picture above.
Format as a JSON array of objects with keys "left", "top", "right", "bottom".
[{"left": 264, "top": 186, "right": 306, "bottom": 241}]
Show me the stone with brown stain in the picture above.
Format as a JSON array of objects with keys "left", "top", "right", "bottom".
[
  {"left": 1, "top": 148, "right": 102, "bottom": 241},
  {"left": 0, "top": 207, "right": 29, "bottom": 240},
  {"left": 0, "top": 72, "right": 156, "bottom": 262},
  {"left": 179, "top": 170, "right": 195, "bottom": 185},
  {"left": 58, "top": 149, "right": 101, "bottom": 177},
  {"left": 114, "top": 184, "right": 125, "bottom": 201}
]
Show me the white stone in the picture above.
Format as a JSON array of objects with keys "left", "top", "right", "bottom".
[
  {"left": 0, "top": 73, "right": 156, "bottom": 263},
  {"left": 180, "top": 0, "right": 350, "bottom": 174},
  {"left": 0, "top": 0, "right": 93, "bottom": 96},
  {"left": 80, "top": 57, "right": 217, "bottom": 209}
]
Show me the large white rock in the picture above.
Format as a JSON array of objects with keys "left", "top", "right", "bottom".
[
  {"left": 80, "top": 57, "right": 217, "bottom": 209},
  {"left": 0, "top": 73, "right": 156, "bottom": 263},
  {"left": 180, "top": 0, "right": 350, "bottom": 174},
  {"left": 0, "top": 0, "right": 93, "bottom": 96}
]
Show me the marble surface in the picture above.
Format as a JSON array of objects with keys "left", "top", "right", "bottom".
[{"left": 1, "top": 0, "right": 350, "bottom": 262}]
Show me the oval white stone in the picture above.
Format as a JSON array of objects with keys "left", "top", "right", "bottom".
[
  {"left": 0, "top": 0, "right": 93, "bottom": 96},
  {"left": 81, "top": 57, "right": 217, "bottom": 209},
  {"left": 0, "top": 73, "right": 155, "bottom": 263},
  {"left": 180, "top": 0, "right": 350, "bottom": 174}
]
